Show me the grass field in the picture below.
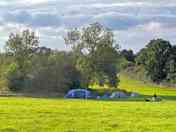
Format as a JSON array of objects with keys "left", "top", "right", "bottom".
[
  {"left": 0, "top": 74, "right": 176, "bottom": 132},
  {"left": 119, "top": 74, "right": 176, "bottom": 95}
]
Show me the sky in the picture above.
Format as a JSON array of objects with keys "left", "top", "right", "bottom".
[{"left": 0, "top": 0, "right": 176, "bottom": 52}]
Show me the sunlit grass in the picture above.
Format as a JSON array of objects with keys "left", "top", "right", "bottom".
[
  {"left": 1, "top": 74, "right": 176, "bottom": 131},
  {"left": 0, "top": 97, "right": 176, "bottom": 132},
  {"left": 119, "top": 74, "right": 176, "bottom": 96},
  {"left": 91, "top": 73, "right": 176, "bottom": 96}
]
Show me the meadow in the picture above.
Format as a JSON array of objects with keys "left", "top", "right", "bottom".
[{"left": 0, "top": 75, "right": 176, "bottom": 132}]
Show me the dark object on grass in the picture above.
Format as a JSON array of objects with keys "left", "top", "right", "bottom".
[
  {"left": 145, "top": 94, "right": 162, "bottom": 102},
  {"left": 145, "top": 98, "right": 151, "bottom": 102},
  {"left": 152, "top": 94, "right": 162, "bottom": 102}
]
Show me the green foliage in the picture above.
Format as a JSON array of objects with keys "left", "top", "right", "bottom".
[
  {"left": 65, "top": 22, "right": 120, "bottom": 88},
  {"left": 120, "top": 49, "right": 135, "bottom": 62},
  {"left": 118, "top": 57, "right": 135, "bottom": 71},
  {"left": 0, "top": 54, "right": 11, "bottom": 91},
  {"left": 4, "top": 30, "right": 82, "bottom": 93},
  {"left": 166, "top": 46, "right": 176, "bottom": 83},
  {"left": 6, "top": 63, "right": 28, "bottom": 91},
  {"left": 136, "top": 39, "right": 172, "bottom": 83},
  {"left": 2, "top": 27, "right": 176, "bottom": 94},
  {"left": 5, "top": 30, "right": 39, "bottom": 71},
  {"left": 75, "top": 56, "right": 93, "bottom": 87},
  {"left": 123, "top": 65, "right": 150, "bottom": 82},
  {"left": 91, "top": 45, "right": 120, "bottom": 87},
  {"left": 5, "top": 30, "right": 39, "bottom": 91},
  {"left": 29, "top": 52, "right": 81, "bottom": 93},
  {"left": 136, "top": 48, "right": 147, "bottom": 65}
]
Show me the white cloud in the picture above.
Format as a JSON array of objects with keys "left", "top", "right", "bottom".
[
  {"left": 23, "top": 0, "right": 49, "bottom": 4},
  {"left": 5, "top": 0, "right": 50, "bottom": 6},
  {"left": 138, "top": 22, "right": 162, "bottom": 32},
  {"left": 0, "top": 0, "right": 176, "bottom": 51}
]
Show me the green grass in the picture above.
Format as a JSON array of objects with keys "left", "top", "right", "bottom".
[
  {"left": 119, "top": 74, "right": 176, "bottom": 98},
  {"left": 0, "top": 74, "right": 176, "bottom": 131},
  {"left": 0, "top": 97, "right": 176, "bottom": 132}
]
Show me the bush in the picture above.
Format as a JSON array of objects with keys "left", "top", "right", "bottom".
[
  {"left": 6, "top": 63, "right": 27, "bottom": 91},
  {"left": 29, "top": 52, "right": 82, "bottom": 93},
  {"left": 5, "top": 51, "right": 83, "bottom": 94}
]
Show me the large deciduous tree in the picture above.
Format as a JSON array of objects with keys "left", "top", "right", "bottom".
[
  {"left": 166, "top": 46, "right": 176, "bottom": 83},
  {"left": 65, "top": 23, "right": 120, "bottom": 88},
  {"left": 5, "top": 29, "right": 39, "bottom": 71},
  {"left": 5, "top": 29, "right": 39, "bottom": 91},
  {"left": 136, "top": 39, "right": 172, "bottom": 83}
]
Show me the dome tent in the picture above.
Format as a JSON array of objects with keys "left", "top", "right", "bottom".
[{"left": 65, "top": 89, "right": 92, "bottom": 99}]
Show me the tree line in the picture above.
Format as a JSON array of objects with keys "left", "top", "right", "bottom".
[
  {"left": 0, "top": 22, "right": 175, "bottom": 95},
  {"left": 2, "top": 23, "right": 120, "bottom": 94},
  {"left": 136, "top": 39, "right": 176, "bottom": 84}
]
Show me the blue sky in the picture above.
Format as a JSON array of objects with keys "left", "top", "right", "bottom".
[{"left": 0, "top": 0, "right": 176, "bottom": 52}]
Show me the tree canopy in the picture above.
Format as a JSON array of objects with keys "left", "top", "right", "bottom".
[
  {"left": 0, "top": 24, "right": 175, "bottom": 94},
  {"left": 65, "top": 23, "right": 120, "bottom": 88},
  {"left": 5, "top": 29, "right": 39, "bottom": 70},
  {"left": 136, "top": 39, "right": 175, "bottom": 83}
]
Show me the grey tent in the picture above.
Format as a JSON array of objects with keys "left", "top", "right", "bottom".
[
  {"left": 110, "top": 91, "right": 128, "bottom": 98},
  {"left": 130, "top": 92, "right": 140, "bottom": 97}
]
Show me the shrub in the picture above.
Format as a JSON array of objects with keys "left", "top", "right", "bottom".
[{"left": 6, "top": 63, "right": 25, "bottom": 91}]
